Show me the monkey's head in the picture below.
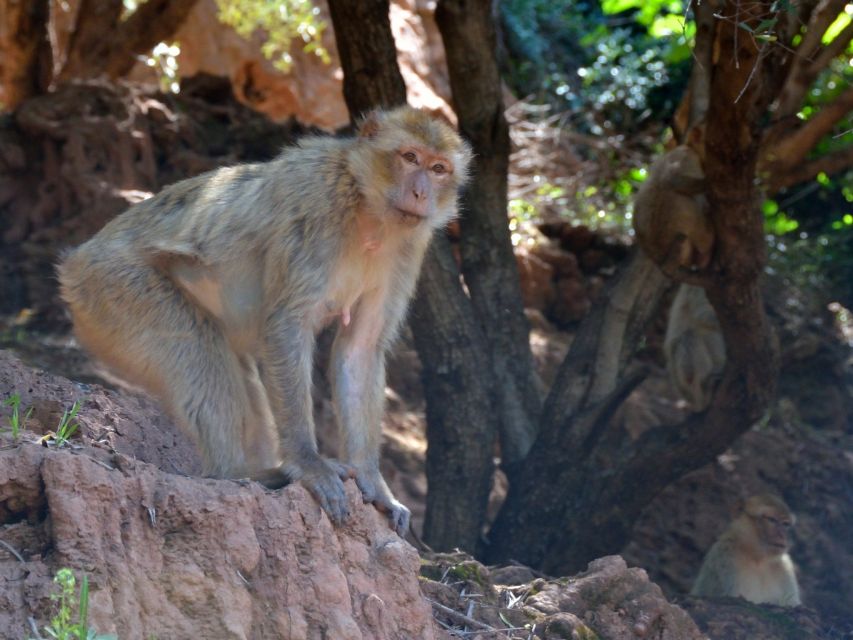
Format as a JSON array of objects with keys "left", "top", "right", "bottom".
[
  {"left": 663, "top": 146, "right": 706, "bottom": 185},
  {"left": 350, "top": 106, "right": 473, "bottom": 230},
  {"left": 743, "top": 494, "right": 795, "bottom": 556}
]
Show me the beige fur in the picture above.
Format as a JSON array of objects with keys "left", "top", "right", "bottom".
[
  {"left": 664, "top": 284, "right": 725, "bottom": 410},
  {"left": 692, "top": 495, "right": 802, "bottom": 606},
  {"left": 633, "top": 145, "right": 714, "bottom": 270},
  {"left": 58, "top": 106, "right": 472, "bottom": 533}
]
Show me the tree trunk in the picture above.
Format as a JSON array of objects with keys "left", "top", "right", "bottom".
[
  {"left": 0, "top": 0, "right": 51, "bottom": 108},
  {"left": 409, "top": 240, "right": 496, "bottom": 552},
  {"left": 435, "top": 0, "right": 541, "bottom": 466},
  {"left": 326, "top": 0, "right": 407, "bottom": 117}
]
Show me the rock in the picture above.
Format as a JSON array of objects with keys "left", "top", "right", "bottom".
[
  {"left": 681, "top": 596, "right": 827, "bottom": 640},
  {"left": 160, "top": 0, "right": 453, "bottom": 129},
  {"left": 578, "top": 248, "right": 612, "bottom": 273},
  {"left": 517, "top": 248, "right": 556, "bottom": 311},
  {"left": 551, "top": 278, "right": 592, "bottom": 326},
  {"left": 0, "top": 444, "right": 438, "bottom": 640},
  {"left": 541, "top": 611, "right": 592, "bottom": 639},
  {"left": 490, "top": 564, "right": 538, "bottom": 586},
  {"left": 0, "top": 350, "right": 202, "bottom": 477},
  {"left": 530, "top": 243, "right": 582, "bottom": 280},
  {"left": 525, "top": 556, "right": 705, "bottom": 640},
  {"left": 560, "top": 225, "right": 595, "bottom": 253},
  {"left": 422, "top": 553, "right": 705, "bottom": 640},
  {"left": 0, "top": 350, "right": 438, "bottom": 639}
]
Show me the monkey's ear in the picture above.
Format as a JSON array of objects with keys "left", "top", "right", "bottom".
[{"left": 358, "top": 111, "right": 383, "bottom": 139}]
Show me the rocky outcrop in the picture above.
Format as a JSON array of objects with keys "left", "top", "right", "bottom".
[
  {"left": 0, "top": 350, "right": 437, "bottom": 639},
  {"left": 168, "top": 0, "right": 452, "bottom": 129},
  {"left": 0, "top": 442, "right": 436, "bottom": 640},
  {"left": 422, "top": 552, "right": 706, "bottom": 639}
]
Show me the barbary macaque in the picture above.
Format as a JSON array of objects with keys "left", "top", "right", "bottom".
[
  {"left": 692, "top": 494, "right": 802, "bottom": 606},
  {"left": 58, "top": 106, "right": 472, "bottom": 534},
  {"left": 663, "top": 283, "right": 725, "bottom": 410},
  {"left": 633, "top": 142, "right": 714, "bottom": 270}
]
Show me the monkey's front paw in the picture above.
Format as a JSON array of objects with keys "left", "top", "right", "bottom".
[
  {"left": 353, "top": 469, "right": 411, "bottom": 535},
  {"left": 297, "top": 458, "right": 352, "bottom": 526},
  {"left": 380, "top": 497, "right": 411, "bottom": 536}
]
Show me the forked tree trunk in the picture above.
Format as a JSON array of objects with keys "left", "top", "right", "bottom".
[{"left": 59, "top": 0, "right": 198, "bottom": 81}]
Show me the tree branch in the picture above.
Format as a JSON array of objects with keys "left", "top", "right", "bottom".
[
  {"left": 59, "top": 0, "right": 197, "bottom": 81},
  {"left": 762, "top": 84, "right": 853, "bottom": 187},
  {"left": 770, "top": 145, "right": 853, "bottom": 191},
  {"left": 106, "top": 0, "right": 199, "bottom": 78},
  {"left": 776, "top": 0, "right": 851, "bottom": 117}
]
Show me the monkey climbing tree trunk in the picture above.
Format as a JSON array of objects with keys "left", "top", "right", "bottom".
[{"left": 485, "top": 1, "right": 782, "bottom": 572}]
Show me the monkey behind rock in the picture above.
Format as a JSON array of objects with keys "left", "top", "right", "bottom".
[
  {"left": 692, "top": 494, "right": 802, "bottom": 606},
  {"left": 633, "top": 143, "right": 714, "bottom": 271},
  {"left": 664, "top": 284, "right": 725, "bottom": 411},
  {"left": 58, "top": 106, "right": 472, "bottom": 534}
]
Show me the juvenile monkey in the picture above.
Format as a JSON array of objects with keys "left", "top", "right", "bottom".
[
  {"left": 664, "top": 283, "right": 725, "bottom": 411},
  {"left": 58, "top": 106, "right": 472, "bottom": 534},
  {"left": 692, "top": 494, "right": 802, "bottom": 607},
  {"left": 633, "top": 142, "right": 714, "bottom": 270}
]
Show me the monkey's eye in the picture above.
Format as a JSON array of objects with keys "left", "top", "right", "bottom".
[
  {"left": 402, "top": 151, "right": 418, "bottom": 164},
  {"left": 431, "top": 163, "right": 447, "bottom": 175}
]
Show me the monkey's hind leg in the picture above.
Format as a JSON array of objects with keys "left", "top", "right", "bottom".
[{"left": 60, "top": 255, "right": 278, "bottom": 478}]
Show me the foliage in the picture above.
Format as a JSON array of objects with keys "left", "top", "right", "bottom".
[
  {"left": 143, "top": 42, "right": 181, "bottom": 94},
  {"left": 500, "top": 0, "right": 691, "bottom": 134},
  {"left": 3, "top": 393, "right": 32, "bottom": 439},
  {"left": 40, "top": 568, "right": 116, "bottom": 640},
  {"left": 54, "top": 400, "right": 82, "bottom": 448},
  {"left": 766, "top": 170, "right": 853, "bottom": 306},
  {"left": 215, "top": 0, "right": 330, "bottom": 71}
]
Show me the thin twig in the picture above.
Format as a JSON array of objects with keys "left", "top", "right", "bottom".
[
  {"left": 0, "top": 539, "right": 25, "bottom": 563},
  {"left": 428, "top": 598, "right": 499, "bottom": 632},
  {"left": 28, "top": 616, "right": 44, "bottom": 640}
]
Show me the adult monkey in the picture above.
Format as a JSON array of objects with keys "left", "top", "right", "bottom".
[
  {"left": 59, "top": 106, "right": 472, "bottom": 534},
  {"left": 692, "top": 494, "right": 801, "bottom": 606}
]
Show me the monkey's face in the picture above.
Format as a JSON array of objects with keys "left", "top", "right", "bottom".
[
  {"left": 748, "top": 506, "right": 793, "bottom": 555},
  {"left": 351, "top": 106, "right": 472, "bottom": 231},
  {"left": 388, "top": 146, "right": 456, "bottom": 227}
]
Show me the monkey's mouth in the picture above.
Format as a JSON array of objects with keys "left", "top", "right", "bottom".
[{"left": 394, "top": 207, "right": 426, "bottom": 224}]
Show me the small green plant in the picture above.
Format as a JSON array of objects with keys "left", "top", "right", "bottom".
[
  {"left": 3, "top": 393, "right": 32, "bottom": 439},
  {"left": 53, "top": 401, "right": 82, "bottom": 448},
  {"left": 41, "top": 568, "right": 116, "bottom": 640}
]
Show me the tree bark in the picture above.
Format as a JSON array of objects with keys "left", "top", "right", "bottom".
[
  {"left": 435, "top": 0, "right": 541, "bottom": 466},
  {"left": 0, "top": 0, "right": 51, "bottom": 108},
  {"left": 410, "top": 240, "right": 496, "bottom": 552},
  {"left": 59, "top": 0, "right": 197, "bottom": 81},
  {"left": 327, "top": 0, "right": 407, "bottom": 118}
]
